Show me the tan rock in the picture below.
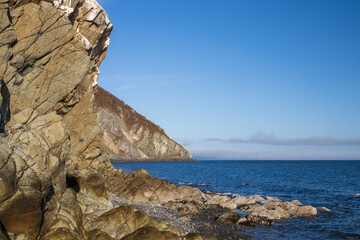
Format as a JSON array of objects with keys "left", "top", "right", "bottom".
[
  {"left": 205, "top": 194, "right": 230, "bottom": 206},
  {"left": 242, "top": 204, "right": 267, "bottom": 214},
  {"left": 245, "top": 197, "right": 257, "bottom": 204},
  {"left": 217, "top": 212, "right": 248, "bottom": 225},
  {"left": 290, "top": 200, "right": 303, "bottom": 206},
  {"left": 230, "top": 196, "right": 247, "bottom": 205},
  {"left": 72, "top": 169, "right": 105, "bottom": 197},
  {"left": 279, "top": 202, "right": 298, "bottom": 211},
  {"left": 121, "top": 227, "right": 166, "bottom": 240},
  {"left": 87, "top": 206, "right": 182, "bottom": 239},
  {"left": 0, "top": 0, "right": 113, "bottom": 238},
  {"left": 219, "top": 200, "right": 237, "bottom": 210},
  {"left": 88, "top": 229, "right": 115, "bottom": 240},
  {"left": 267, "top": 207, "right": 290, "bottom": 219},
  {"left": 253, "top": 196, "right": 265, "bottom": 203},
  {"left": 185, "top": 233, "right": 204, "bottom": 240},
  {"left": 263, "top": 202, "right": 280, "bottom": 210},
  {"left": 296, "top": 205, "right": 317, "bottom": 216},
  {"left": 265, "top": 196, "right": 281, "bottom": 202},
  {"left": 178, "top": 203, "right": 199, "bottom": 214}
]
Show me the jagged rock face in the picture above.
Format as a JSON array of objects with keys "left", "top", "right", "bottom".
[
  {"left": 0, "top": 0, "right": 113, "bottom": 237},
  {"left": 94, "top": 87, "right": 194, "bottom": 160}
]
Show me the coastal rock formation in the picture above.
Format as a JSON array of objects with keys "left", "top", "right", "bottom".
[
  {"left": 94, "top": 87, "right": 194, "bottom": 161},
  {"left": 0, "top": 0, "right": 318, "bottom": 239},
  {"left": 239, "top": 200, "right": 317, "bottom": 220},
  {"left": 0, "top": 0, "right": 163, "bottom": 238},
  {"left": 0, "top": 0, "right": 215, "bottom": 239}
]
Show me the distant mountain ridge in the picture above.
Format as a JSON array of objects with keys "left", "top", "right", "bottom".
[{"left": 94, "top": 87, "right": 194, "bottom": 161}]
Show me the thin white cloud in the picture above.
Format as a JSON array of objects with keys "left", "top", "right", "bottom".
[
  {"left": 191, "top": 149, "right": 360, "bottom": 160},
  {"left": 179, "top": 139, "right": 194, "bottom": 147},
  {"left": 206, "top": 132, "right": 360, "bottom": 146}
]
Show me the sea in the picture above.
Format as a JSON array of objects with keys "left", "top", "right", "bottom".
[{"left": 112, "top": 160, "right": 360, "bottom": 240}]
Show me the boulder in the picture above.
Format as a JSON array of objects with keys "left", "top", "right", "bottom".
[
  {"left": 88, "top": 229, "right": 115, "bottom": 240},
  {"left": 265, "top": 196, "right": 281, "bottom": 202},
  {"left": 263, "top": 202, "right": 280, "bottom": 210},
  {"left": 219, "top": 201, "right": 237, "bottom": 210},
  {"left": 205, "top": 194, "right": 230, "bottom": 206},
  {"left": 279, "top": 202, "right": 298, "bottom": 211},
  {"left": 88, "top": 206, "right": 182, "bottom": 239},
  {"left": 178, "top": 203, "right": 199, "bottom": 214},
  {"left": 296, "top": 205, "right": 317, "bottom": 216},
  {"left": 267, "top": 207, "right": 290, "bottom": 219},
  {"left": 290, "top": 200, "right": 303, "bottom": 206},
  {"left": 217, "top": 212, "right": 250, "bottom": 226},
  {"left": 230, "top": 196, "right": 247, "bottom": 205},
  {"left": 121, "top": 227, "right": 166, "bottom": 240},
  {"left": 253, "top": 196, "right": 265, "bottom": 203},
  {"left": 246, "top": 214, "right": 275, "bottom": 225}
]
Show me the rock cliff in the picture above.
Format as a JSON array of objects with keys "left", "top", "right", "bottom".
[
  {"left": 0, "top": 0, "right": 204, "bottom": 239},
  {"left": 0, "top": 0, "right": 112, "bottom": 238},
  {"left": 94, "top": 87, "right": 194, "bottom": 161}
]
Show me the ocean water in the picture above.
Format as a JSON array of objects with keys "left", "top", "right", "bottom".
[{"left": 112, "top": 160, "right": 360, "bottom": 240}]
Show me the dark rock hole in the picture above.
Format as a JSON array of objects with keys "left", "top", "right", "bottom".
[
  {"left": 0, "top": 80, "right": 11, "bottom": 133},
  {"left": 0, "top": 221, "right": 10, "bottom": 239},
  {"left": 66, "top": 174, "right": 80, "bottom": 193}
]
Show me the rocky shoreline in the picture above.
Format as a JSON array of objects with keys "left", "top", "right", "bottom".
[
  {"left": 105, "top": 170, "right": 318, "bottom": 239},
  {"left": 109, "top": 194, "right": 252, "bottom": 240},
  {"left": 75, "top": 167, "right": 318, "bottom": 240}
]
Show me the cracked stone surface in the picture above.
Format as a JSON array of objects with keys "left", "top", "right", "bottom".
[
  {"left": 0, "top": 1, "right": 207, "bottom": 239},
  {"left": 0, "top": 0, "right": 113, "bottom": 238}
]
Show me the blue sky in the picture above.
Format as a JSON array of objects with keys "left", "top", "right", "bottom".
[{"left": 97, "top": 0, "right": 360, "bottom": 160}]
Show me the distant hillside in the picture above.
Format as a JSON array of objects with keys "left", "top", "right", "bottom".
[{"left": 94, "top": 86, "right": 194, "bottom": 161}]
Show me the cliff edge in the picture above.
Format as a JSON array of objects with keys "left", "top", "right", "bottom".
[{"left": 94, "top": 86, "right": 194, "bottom": 161}]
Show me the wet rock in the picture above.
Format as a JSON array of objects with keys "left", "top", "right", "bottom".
[
  {"left": 217, "top": 212, "right": 251, "bottom": 226},
  {"left": 246, "top": 214, "right": 275, "bottom": 225}
]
